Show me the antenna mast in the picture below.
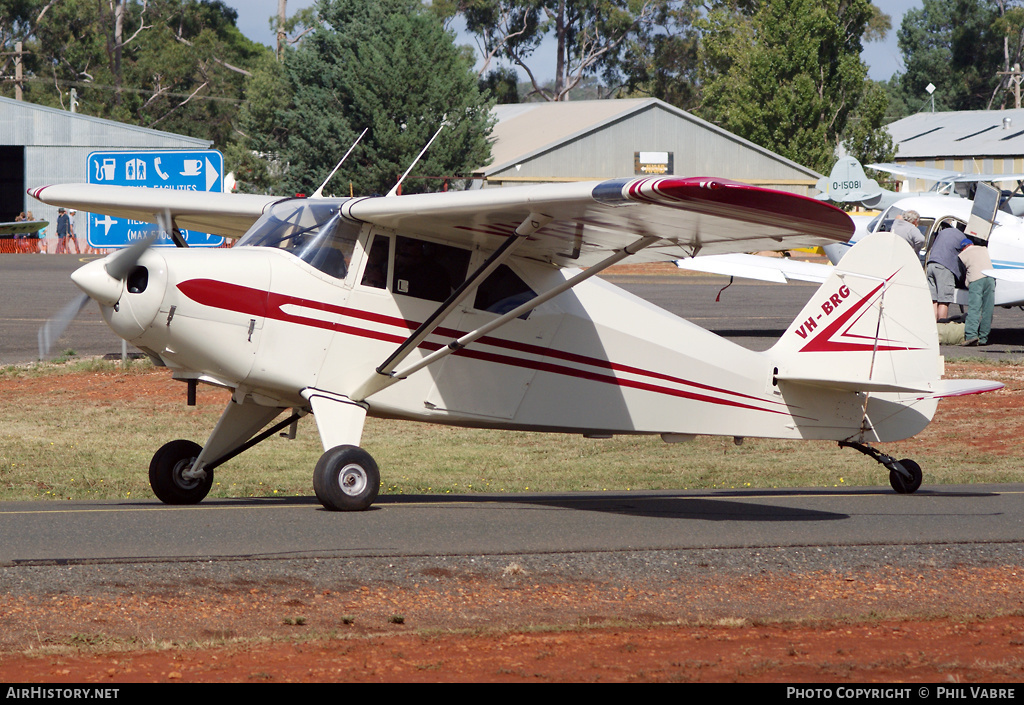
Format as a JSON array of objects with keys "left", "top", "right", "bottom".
[
  {"left": 311, "top": 128, "right": 368, "bottom": 199},
  {"left": 386, "top": 123, "right": 445, "bottom": 197}
]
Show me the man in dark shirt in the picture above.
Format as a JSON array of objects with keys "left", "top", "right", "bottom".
[
  {"left": 55, "top": 208, "right": 69, "bottom": 254},
  {"left": 926, "top": 226, "right": 966, "bottom": 321}
]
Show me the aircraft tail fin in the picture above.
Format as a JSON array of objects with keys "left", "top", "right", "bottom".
[
  {"left": 766, "top": 231, "right": 998, "bottom": 441},
  {"left": 815, "top": 156, "right": 885, "bottom": 208}
]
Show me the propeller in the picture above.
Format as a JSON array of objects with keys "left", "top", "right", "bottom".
[
  {"left": 37, "top": 293, "right": 91, "bottom": 360},
  {"left": 37, "top": 225, "right": 161, "bottom": 360}
]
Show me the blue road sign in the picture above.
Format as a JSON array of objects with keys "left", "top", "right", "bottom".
[{"left": 87, "top": 150, "right": 226, "bottom": 248}]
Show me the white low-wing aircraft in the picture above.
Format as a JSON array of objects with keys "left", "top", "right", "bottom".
[
  {"left": 679, "top": 182, "right": 1024, "bottom": 309},
  {"left": 815, "top": 156, "right": 1024, "bottom": 215},
  {"left": 0, "top": 220, "right": 48, "bottom": 235},
  {"left": 29, "top": 177, "right": 1000, "bottom": 510}
]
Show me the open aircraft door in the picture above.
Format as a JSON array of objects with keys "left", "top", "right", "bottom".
[{"left": 966, "top": 182, "right": 1000, "bottom": 243}]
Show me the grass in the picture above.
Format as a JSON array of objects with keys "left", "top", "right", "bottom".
[{"left": 1, "top": 355, "right": 1022, "bottom": 503}]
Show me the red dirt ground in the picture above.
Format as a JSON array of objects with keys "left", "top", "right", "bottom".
[{"left": 1, "top": 362, "right": 1023, "bottom": 683}]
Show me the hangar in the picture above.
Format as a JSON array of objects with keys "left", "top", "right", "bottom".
[
  {"left": 885, "top": 109, "right": 1024, "bottom": 191},
  {"left": 477, "top": 97, "right": 822, "bottom": 196},
  {"left": 0, "top": 96, "right": 211, "bottom": 227}
]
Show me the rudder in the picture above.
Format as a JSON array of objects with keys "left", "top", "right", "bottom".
[{"left": 768, "top": 231, "right": 941, "bottom": 441}]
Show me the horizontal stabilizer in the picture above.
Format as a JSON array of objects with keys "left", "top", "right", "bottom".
[
  {"left": 775, "top": 375, "right": 1002, "bottom": 397},
  {"left": 924, "top": 379, "right": 1004, "bottom": 399},
  {"left": 773, "top": 374, "right": 934, "bottom": 394},
  {"left": 675, "top": 253, "right": 831, "bottom": 283}
]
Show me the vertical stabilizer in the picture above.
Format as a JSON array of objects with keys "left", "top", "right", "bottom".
[
  {"left": 768, "top": 231, "right": 941, "bottom": 441},
  {"left": 816, "top": 157, "right": 888, "bottom": 209}
]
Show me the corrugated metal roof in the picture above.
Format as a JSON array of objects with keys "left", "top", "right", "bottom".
[
  {"left": 482, "top": 97, "right": 819, "bottom": 179},
  {"left": 0, "top": 96, "right": 212, "bottom": 148},
  {"left": 889, "top": 109, "right": 1024, "bottom": 159}
]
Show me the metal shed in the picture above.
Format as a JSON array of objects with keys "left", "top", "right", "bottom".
[
  {"left": 887, "top": 109, "right": 1024, "bottom": 190},
  {"left": 0, "top": 96, "right": 211, "bottom": 224},
  {"left": 477, "top": 98, "right": 822, "bottom": 195}
]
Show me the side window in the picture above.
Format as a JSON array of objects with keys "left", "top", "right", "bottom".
[
  {"left": 393, "top": 236, "right": 470, "bottom": 303},
  {"left": 360, "top": 234, "right": 390, "bottom": 289},
  {"left": 474, "top": 264, "right": 536, "bottom": 318}
]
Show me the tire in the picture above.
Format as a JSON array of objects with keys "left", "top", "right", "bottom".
[
  {"left": 149, "top": 439, "right": 213, "bottom": 505},
  {"left": 313, "top": 445, "right": 380, "bottom": 512},
  {"left": 889, "top": 458, "right": 923, "bottom": 494}
]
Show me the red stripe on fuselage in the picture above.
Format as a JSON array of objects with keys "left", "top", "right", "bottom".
[{"left": 176, "top": 278, "right": 798, "bottom": 417}]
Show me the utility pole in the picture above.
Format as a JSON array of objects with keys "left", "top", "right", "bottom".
[
  {"left": 998, "top": 64, "right": 1022, "bottom": 109},
  {"left": 14, "top": 41, "right": 22, "bottom": 101},
  {"left": 277, "top": 0, "right": 287, "bottom": 62}
]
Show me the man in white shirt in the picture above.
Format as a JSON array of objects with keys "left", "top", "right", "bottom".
[
  {"left": 958, "top": 237, "right": 995, "bottom": 346},
  {"left": 890, "top": 210, "right": 925, "bottom": 254}
]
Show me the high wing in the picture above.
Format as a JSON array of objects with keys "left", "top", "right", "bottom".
[
  {"left": 29, "top": 177, "right": 854, "bottom": 264},
  {"left": 867, "top": 163, "right": 1024, "bottom": 185},
  {"left": 340, "top": 177, "right": 853, "bottom": 266},
  {"left": 28, "top": 184, "right": 284, "bottom": 240},
  {"left": 0, "top": 220, "right": 48, "bottom": 235}
]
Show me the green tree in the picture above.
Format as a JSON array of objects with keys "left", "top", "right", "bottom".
[
  {"left": 892, "top": 0, "right": 1023, "bottom": 112},
  {"left": 620, "top": 0, "right": 702, "bottom": 110},
  {"left": 3, "top": 1, "right": 267, "bottom": 147},
  {"left": 841, "top": 80, "right": 896, "bottom": 166},
  {"left": 697, "top": 0, "right": 876, "bottom": 174},
  {"left": 435, "top": 0, "right": 670, "bottom": 101},
  {"left": 225, "top": 51, "right": 291, "bottom": 193},
  {"left": 258, "top": 0, "right": 493, "bottom": 197}
]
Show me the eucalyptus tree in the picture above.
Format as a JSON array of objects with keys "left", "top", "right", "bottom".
[{"left": 697, "top": 0, "right": 878, "bottom": 174}]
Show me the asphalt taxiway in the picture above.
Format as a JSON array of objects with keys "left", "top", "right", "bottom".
[
  {"left": 3, "top": 485, "right": 1024, "bottom": 566},
  {"left": 2, "top": 254, "right": 1024, "bottom": 571}
]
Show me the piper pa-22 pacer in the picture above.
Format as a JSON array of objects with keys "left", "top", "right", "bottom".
[{"left": 28, "top": 174, "right": 1001, "bottom": 510}]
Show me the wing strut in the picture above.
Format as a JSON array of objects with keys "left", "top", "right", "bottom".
[
  {"left": 349, "top": 233, "right": 661, "bottom": 402},
  {"left": 373, "top": 213, "right": 553, "bottom": 383}
]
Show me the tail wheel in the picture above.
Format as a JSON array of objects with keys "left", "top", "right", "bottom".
[
  {"left": 889, "top": 458, "right": 923, "bottom": 494},
  {"left": 149, "top": 439, "right": 213, "bottom": 504},
  {"left": 313, "top": 445, "right": 380, "bottom": 511}
]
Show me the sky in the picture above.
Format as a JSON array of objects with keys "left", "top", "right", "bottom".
[{"left": 223, "top": 0, "right": 922, "bottom": 83}]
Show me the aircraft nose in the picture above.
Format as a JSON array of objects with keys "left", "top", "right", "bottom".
[
  {"left": 70, "top": 257, "right": 123, "bottom": 307},
  {"left": 117, "top": 250, "right": 167, "bottom": 337}
]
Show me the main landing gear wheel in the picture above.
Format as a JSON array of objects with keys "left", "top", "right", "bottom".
[
  {"left": 149, "top": 439, "right": 214, "bottom": 504},
  {"left": 313, "top": 445, "right": 380, "bottom": 512},
  {"left": 888, "top": 458, "right": 923, "bottom": 494}
]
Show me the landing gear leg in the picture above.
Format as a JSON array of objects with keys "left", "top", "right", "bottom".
[
  {"left": 838, "top": 441, "right": 923, "bottom": 494},
  {"left": 148, "top": 397, "right": 298, "bottom": 505},
  {"left": 302, "top": 389, "right": 378, "bottom": 511}
]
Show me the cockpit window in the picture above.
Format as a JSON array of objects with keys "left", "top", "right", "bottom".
[
  {"left": 393, "top": 235, "right": 470, "bottom": 302},
  {"left": 474, "top": 264, "right": 536, "bottom": 318},
  {"left": 237, "top": 200, "right": 360, "bottom": 280}
]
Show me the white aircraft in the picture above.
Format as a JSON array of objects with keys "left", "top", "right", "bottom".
[
  {"left": 28, "top": 176, "right": 1000, "bottom": 510},
  {"left": 815, "top": 156, "right": 1024, "bottom": 216},
  {"left": 679, "top": 181, "right": 1024, "bottom": 308},
  {"left": 0, "top": 220, "right": 48, "bottom": 235}
]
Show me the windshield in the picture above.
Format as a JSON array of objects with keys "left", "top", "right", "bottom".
[{"left": 237, "top": 200, "right": 359, "bottom": 279}]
